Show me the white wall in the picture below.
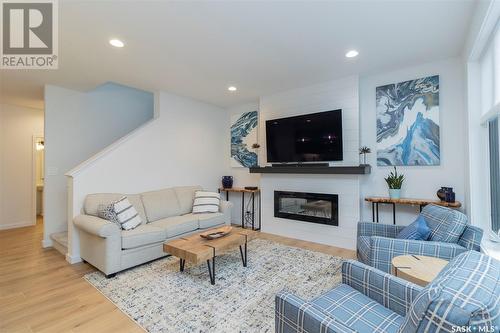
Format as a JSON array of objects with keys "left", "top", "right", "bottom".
[
  {"left": 44, "top": 83, "right": 154, "bottom": 246},
  {"left": 240, "top": 59, "right": 468, "bottom": 249},
  {"left": 258, "top": 76, "right": 361, "bottom": 250},
  {"left": 67, "top": 91, "right": 228, "bottom": 262},
  {"left": 359, "top": 58, "right": 467, "bottom": 225},
  {"left": 226, "top": 102, "right": 261, "bottom": 226},
  {"left": 0, "top": 103, "right": 44, "bottom": 229}
]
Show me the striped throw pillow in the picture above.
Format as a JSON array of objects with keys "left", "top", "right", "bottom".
[
  {"left": 192, "top": 191, "right": 220, "bottom": 214},
  {"left": 113, "top": 196, "right": 142, "bottom": 230}
]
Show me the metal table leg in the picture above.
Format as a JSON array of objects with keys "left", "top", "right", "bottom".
[
  {"left": 241, "top": 192, "right": 245, "bottom": 228},
  {"left": 376, "top": 203, "right": 379, "bottom": 223},
  {"left": 179, "top": 258, "right": 185, "bottom": 272},
  {"left": 392, "top": 202, "right": 396, "bottom": 225},
  {"left": 239, "top": 243, "right": 248, "bottom": 267},
  {"left": 206, "top": 257, "right": 215, "bottom": 285},
  {"left": 251, "top": 192, "right": 255, "bottom": 230},
  {"left": 258, "top": 192, "right": 261, "bottom": 231}
]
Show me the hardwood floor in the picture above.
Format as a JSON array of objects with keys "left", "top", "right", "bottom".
[{"left": 0, "top": 218, "right": 355, "bottom": 332}]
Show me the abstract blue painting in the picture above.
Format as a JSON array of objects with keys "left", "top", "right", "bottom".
[
  {"left": 376, "top": 75, "right": 440, "bottom": 166},
  {"left": 231, "top": 111, "right": 258, "bottom": 168}
]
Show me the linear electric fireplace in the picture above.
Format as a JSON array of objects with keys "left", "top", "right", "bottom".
[{"left": 274, "top": 191, "right": 338, "bottom": 226}]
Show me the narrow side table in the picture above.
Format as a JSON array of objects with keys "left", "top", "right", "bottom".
[
  {"left": 218, "top": 187, "right": 261, "bottom": 230},
  {"left": 391, "top": 255, "right": 449, "bottom": 286},
  {"left": 365, "top": 196, "right": 462, "bottom": 225}
]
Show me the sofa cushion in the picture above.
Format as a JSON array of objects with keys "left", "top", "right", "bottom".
[
  {"left": 174, "top": 186, "right": 202, "bottom": 215},
  {"left": 194, "top": 212, "right": 225, "bottom": 229},
  {"left": 121, "top": 224, "right": 166, "bottom": 249},
  {"left": 149, "top": 215, "right": 199, "bottom": 238},
  {"left": 141, "top": 188, "right": 181, "bottom": 222},
  {"left": 400, "top": 251, "right": 500, "bottom": 332},
  {"left": 421, "top": 204, "right": 467, "bottom": 243},
  {"left": 311, "top": 284, "right": 404, "bottom": 333},
  {"left": 84, "top": 193, "right": 147, "bottom": 224}
]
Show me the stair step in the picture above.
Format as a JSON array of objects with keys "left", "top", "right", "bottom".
[{"left": 50, "top": 232, "right": 68, "bottom": 255}]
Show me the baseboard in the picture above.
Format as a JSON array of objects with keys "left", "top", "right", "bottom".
[
  {"left": 66, "top": 253, "right": 82, "bottom": 264},
  {"left": 0, "top": 221, "right": 35, "bottom": 230},
  {"left": 42, "top": 238, "right": 53, "bottom": 248}
]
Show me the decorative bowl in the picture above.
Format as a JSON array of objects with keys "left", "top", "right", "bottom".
[{"left": 200, "top": 226, "right": 233, "bottom": 240}]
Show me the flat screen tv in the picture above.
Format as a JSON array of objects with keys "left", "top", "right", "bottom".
[{"left": 266, "top": 109, "right": 343, "bottom": 163}]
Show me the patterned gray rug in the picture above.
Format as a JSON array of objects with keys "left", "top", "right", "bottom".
[{"left": 85, "top": 239, "right": 343, "bottom": 333}]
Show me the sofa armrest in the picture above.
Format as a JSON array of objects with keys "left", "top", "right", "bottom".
[
  {"left": 369, "top": 236, "right": 467, "bottom": 273},
  {"left": 275, "top": 291, "right": 356, "bottom": 333},
  {"left": 342, "top": 260, "right": 423, "bottom": 317},
  {"left": 357, "top": 222, "right": 405, "bottom": 238},
  {"left": 73, "top": 215, "right": 120, "bottom": 238}
]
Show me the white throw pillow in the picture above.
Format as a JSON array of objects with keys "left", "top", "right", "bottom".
[
  {"left": 192, "top": 191, "right": 220, "bottom": 214},
  {"left": 113, "top": 196, "right": 142, "bottom": 230}
]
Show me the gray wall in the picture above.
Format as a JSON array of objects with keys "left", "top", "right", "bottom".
[{"left": 43, "top": 82, "right": 154, "bottom": 246}]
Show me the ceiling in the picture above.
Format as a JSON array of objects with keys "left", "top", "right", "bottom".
[{"left": 0, "top": 0, "right": 477, "bottom": 110}]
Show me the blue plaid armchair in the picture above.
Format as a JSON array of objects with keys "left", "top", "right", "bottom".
[
  {"left": 357, "top": 204, "right": 483, "bottom": 273},
  {"left": 275, "top": 251, "right": 500, "bottom": 333}
]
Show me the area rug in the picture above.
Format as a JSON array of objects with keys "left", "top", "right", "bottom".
[{"left": 84, "top": 239, "right": 343, "bottom": 333}]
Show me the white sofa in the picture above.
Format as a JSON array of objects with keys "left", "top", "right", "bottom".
[{"left": 73, "top": 185, "right": 231, "bottom": 277}]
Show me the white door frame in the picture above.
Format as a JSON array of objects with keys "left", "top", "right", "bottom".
[{"left": 32, "top": 134, "right": 44, "bottom": 226}]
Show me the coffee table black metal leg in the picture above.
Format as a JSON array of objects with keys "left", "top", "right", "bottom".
[
  {"left": 207, "top": 257, "right": 215, "bottom": 285},
  {"left": 239, "top": 243, "right": 248, "bottom": 267},
  {"left": 179, "top": 258, "right": 185, "bottom": 272}
]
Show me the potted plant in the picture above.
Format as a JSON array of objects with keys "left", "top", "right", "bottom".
[
  {"left": 359, "top": 146, "right": 371, "bottom": 165},
  {"left": 385, "top": 166, "right": 404, "bottom": 199}
]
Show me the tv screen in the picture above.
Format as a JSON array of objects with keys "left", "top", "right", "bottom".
[{"left": 266, "top": 110, "right": 343, "bottom": 163}]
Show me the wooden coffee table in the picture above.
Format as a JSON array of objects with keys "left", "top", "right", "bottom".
[
  {"left": 392, "top": 255, "right": 449, "bottom": 286},
  {"left": 163, "top": 227, "right": 256, "bottom": 285}
]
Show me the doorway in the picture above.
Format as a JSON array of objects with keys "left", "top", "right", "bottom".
[{"left": 33, "top": 136, "right": 44, "bottom": 226}]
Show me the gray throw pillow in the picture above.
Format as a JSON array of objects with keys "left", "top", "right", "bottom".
[{"left": 97, "top": 203, "right": 120, "bottom": 226}]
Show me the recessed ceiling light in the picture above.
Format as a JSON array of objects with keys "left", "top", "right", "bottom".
[
  {"left": 345, "top": 50, "right": 359, "bottom": 58},
  {"left": 109, "top": 39, "right": 124, "bottom": 48},
  {"left": 228, "top": 86, "right": 237, "bottom": 92}
]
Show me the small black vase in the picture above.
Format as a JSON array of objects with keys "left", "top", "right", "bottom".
[
  {"left": 222, "top": 176, "right": 233, "bottom": 189},
  {"left": 437, "top": 187, "right": 455, "bottom": 202}
]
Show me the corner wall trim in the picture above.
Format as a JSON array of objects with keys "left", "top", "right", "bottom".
[
  {"left": 42, "top": 238, "right": 53, "bottom": 248},
  {"left": 66, "top": 253, "right": 82, "bottom": 264}
]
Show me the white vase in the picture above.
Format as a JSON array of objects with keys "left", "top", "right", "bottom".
[{"left": 389, "top": 189, "right": 401, "bottom": 199}]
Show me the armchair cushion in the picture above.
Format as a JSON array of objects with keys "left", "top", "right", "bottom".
[
  {"left": 420, "top": 204, "right": 467, "bottom": 243},
  {"left": 342, "top": 260, "right": 423, "bottom": 317},
  {"left": 396, "top": 215, "right": 431, "bottom": 240},
  {"left": 400, "top": 251, "right": 500, "bottom": 332},
  {"left": 311, "top": 284, "right": 404, "bottom": 333}
]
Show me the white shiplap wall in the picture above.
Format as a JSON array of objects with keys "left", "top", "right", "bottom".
[{"left": 258, "top": 76, "right": 361, "bottom": 250}]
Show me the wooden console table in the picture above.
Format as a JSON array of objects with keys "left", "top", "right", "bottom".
[
  {"left": 218, "top": 187, "right": 261, "bottom": 230},
  {"left": 365, "top": 196, "right": 462, "bottom": 225}
]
